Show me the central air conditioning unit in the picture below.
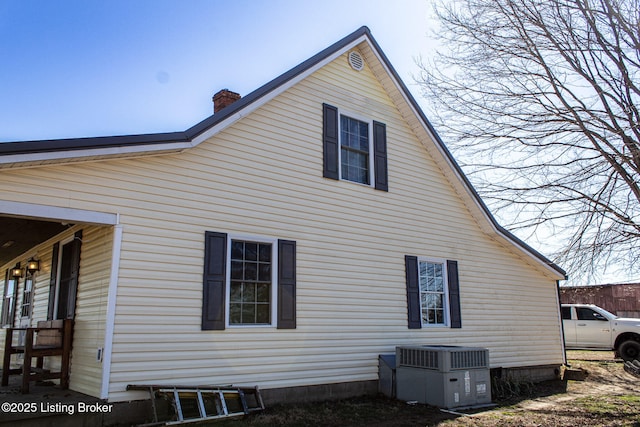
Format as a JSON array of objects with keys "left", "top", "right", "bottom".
[{"left": 395, "top": 345, "right": 491, "bottom": 408}]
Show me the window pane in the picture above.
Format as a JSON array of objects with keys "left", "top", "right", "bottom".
[
  {"left": 243, "top": 282, "right": 256, "bottom": 301},
  {"left": 357, "top": 151, "right": 368, "bottom": 168},
  {"left": 577, "top": 308, "right": 600, "bottom": 320},
  {"left": 427, "top": 309, "right": 436, "bottom": 324},
  {"left": 434, "top": 276, "right": 443, "bottom": 292},
  {"left": 427, "top": 276, "right": 435, "bottom": 292},
  {"left": 242, "top": 304, "right": 256, "bottom": 323},
  {"left": 341, "top": 115, "right": 349, "bottom": 134},
  {"left": 229, "top": 304, "right": 241, "bottom": 324},
  {"left": 245, "top": 262, "right": 257, "bottom": 280},
  {"left": 426, "top": 293, "right": 439, "bottom": 310},
  {"left": 231, "top": 241, "right": 243, "bottom": 260},
  {"left": 245, "top": 243, "right": 258, "bottom": 261},
  {"left": 6, "top": 280, "right": 15, "bottom": 295},
  {"left": 256, "top": 304, "right": 270, "bottom": 323},
  {"left": 359, "top": 121, "right": 368, "bottom": 140},
  {"left": 427, "top": 263, "right": 435, "bottom": 277},
  {"left": 360, "top": 168, "right": 369, "bottom": 184},
  {"left": 259, "top": 244, "right": 271, "bottom": 262},
  {"left": 231, "top": 261, "right": 243, "bottom": 280},
  {"left": 341, "top": 149, "right": 369, "bottom": 185},
  {"left": 230, "top": 282, "right": 242, "bottom": 302},
  {"left": 259, "top": 264, "right": 271, "bottom": 282},
  {"left": 434, "top": 263, "right": 442, "bottom": 277},
  {"left": 257, "top": 284, "right": 270, "bottom": 302}
]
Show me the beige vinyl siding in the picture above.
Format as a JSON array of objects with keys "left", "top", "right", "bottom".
[
  {"left": 69, "top": 226, "right": 112, "bottom": 397},
  {"left": 0, "top": 225, "right": 112, "bottom": 398},
  {"left": 0, "top": 48, "right": 563, "bottom": 402}
]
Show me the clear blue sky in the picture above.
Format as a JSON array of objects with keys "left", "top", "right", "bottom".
[{"left": 0, "top": 0, "right": 436, "bottom": 142}]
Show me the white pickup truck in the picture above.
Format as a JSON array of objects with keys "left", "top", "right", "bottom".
[{"left": 561, "top": 304, "right": 640, "bottom": 361}]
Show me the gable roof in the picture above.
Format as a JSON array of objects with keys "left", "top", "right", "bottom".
[{"left": 0, "top": 26, "right": 566, "bottom": 279}]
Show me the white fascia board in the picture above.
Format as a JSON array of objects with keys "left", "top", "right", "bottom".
[
  {"left": 0, "top": 200, "right": 118, "bottom": 225},
  {"left": 191, "top": 35, "right": 370, "bottom": 146},
  {"left": 0, "top": 141, "right": 192, "bottom": 167}
]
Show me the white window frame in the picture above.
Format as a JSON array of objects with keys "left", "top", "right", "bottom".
[
  {"left": 225, "top": 234, "right": 278, "bottom": 328},
  {"left": 418, "top": 257, "right": 450, "bottom": 327},
  {"left": 20, "top": 274, "right": 34, "bottom": 320},
  {"left": 1, "top": 274, "right": 17, "bottom": 327},
  {"left": 337, "top": 109, "right": 374, "bottom": 187}
]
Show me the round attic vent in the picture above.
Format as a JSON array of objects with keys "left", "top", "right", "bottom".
[{"left": 348, "top": 51, "right": 364, "bottom": 71}]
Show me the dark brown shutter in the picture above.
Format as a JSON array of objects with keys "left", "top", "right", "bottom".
[
  {"left": 404, "top": 255, "right": 422, "bottom": 329},
  {"left": 202, "top": 232, "right": 227, "bottom": 330},
  {"left": 447, "top": 260, "right": 461, "bottom": 328},
  {"left": 277, "top": 239, "right": 296, "bottom": 329},
  {"left": 64, "top": 230, "right": 83, "bottom": 319},
  {"left": 47, "top": 243, "right": 60, "bottom": 320},
  {"left": 322, "top": 103, "right": 339, "bottom": 180},
  {"left": 373, "top": 121, "right": 388, "bottom": 191}
]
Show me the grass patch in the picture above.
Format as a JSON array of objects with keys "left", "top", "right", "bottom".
[{"left": 574, "top": 395, "right": 640, "bottom": 421}]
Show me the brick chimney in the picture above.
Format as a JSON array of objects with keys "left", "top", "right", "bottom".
[{"left": 213, "top": 89, "right": 241, "bottom": 113}]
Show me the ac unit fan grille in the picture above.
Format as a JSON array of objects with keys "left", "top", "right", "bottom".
[
  {"left": 398, "top": 348, "right": 440, "bottom": 369},
  {"left": 450, "top": 350, "right": 488, "bottom": 370},
  {"left": 397, "top": 346, "right": 490, "bottom": 371}
]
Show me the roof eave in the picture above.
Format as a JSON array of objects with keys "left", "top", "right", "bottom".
[{"left": 0, "top": 132, "right": 193, "bottom": 168}]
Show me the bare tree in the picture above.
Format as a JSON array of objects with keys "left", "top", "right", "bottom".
[{"left": 417, "top": 0, "right": 640, "bottom": 283}]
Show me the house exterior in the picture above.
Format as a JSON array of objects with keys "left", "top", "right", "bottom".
[
  {"left": 0, "top": 27, "right": 566, "bottom": 404},
  {"left": 560, "top": 283, "right": 640, "bottom": 318}
]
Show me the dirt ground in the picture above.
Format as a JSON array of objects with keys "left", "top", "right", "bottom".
[
  {"left": 438, "top": 350, "right": 640, "bottom": 426},
  {"left": 222, "top": 350, "right": 640, "bottom": 427}
]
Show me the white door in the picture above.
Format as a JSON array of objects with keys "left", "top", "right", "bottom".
[{"left": 575, "top": 307, "right": 612, "bottom": 348}]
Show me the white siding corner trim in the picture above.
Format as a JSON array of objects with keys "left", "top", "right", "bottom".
[{"left": 100, "top": 224, "right": 123, "bottom": 400}]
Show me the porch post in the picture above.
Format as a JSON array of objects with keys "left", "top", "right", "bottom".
[{"left": 100, "top": 223, "right": 123, "bottom": 400}]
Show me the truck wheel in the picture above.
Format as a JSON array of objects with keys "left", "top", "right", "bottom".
[{"left": 618, "top": 340, "right": 640, "bottom": 361}]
